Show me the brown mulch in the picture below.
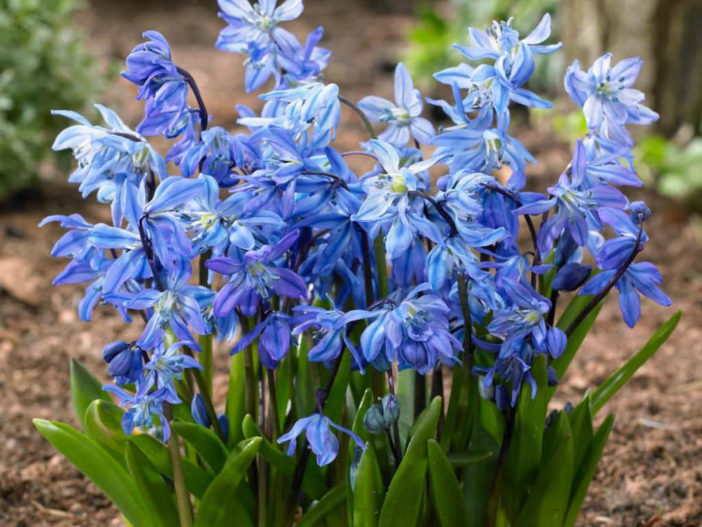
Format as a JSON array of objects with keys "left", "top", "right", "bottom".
[{"left": 1, "top": 1, "right": 700, "bottom": 525}]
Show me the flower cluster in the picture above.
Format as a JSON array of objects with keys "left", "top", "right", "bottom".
[{"left": 45, "top": 1, "right": 669, "bottom": 468}]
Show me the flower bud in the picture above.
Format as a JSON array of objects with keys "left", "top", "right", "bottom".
[
  {"left": 191, "top": 393, "right": 211, "bottom": 428},
  {"left": 381, "top": 394, "right": 400, "bottom": 426},
  {"left": 552, "top": 263, "right": 592, "bottom": 292},
  {"left": 630, "top": 201, "right": 651, "bottom": 224},
  {"left": 102, "top": 340, "right": 129, "bottom": 363},
  {"left": 106, "top": 345, "right": 142, "bottom": 384},
  {"left": 362, "top": 404, "right": 386, "bottom": 434},
  {"left": 217, "top": 414, "right": 229, "bottom": 443}
]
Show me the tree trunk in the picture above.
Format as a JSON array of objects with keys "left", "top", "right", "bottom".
[{"left": 561, "top": 0, "right": 702, "bottom": 136}]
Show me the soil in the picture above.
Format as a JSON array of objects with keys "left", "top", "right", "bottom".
[{"left": 0, "top": 1, "right": 700, "bottom": 526}]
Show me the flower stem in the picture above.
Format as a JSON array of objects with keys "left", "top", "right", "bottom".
[
  {"left": 164, "top": 403, "right": 193, "bottom": 527},
  {"left": 176, "top": 66, "right": 209, "bottom": 134},
  {"left": 339, "top": 95, "right": 377, "bottom": 139}
]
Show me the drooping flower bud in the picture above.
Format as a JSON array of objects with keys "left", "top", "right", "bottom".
[{"left": 191, "top": 393, "right": 211, "bottom": 428}]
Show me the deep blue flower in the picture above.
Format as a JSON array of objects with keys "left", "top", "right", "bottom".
[
  {"left": 359, "top": 284, "right": 462, "bottom": 374},
  {"left": 104, "top": 383, "right": 176, "bottom": 440},
  {"left": 358, "top": 63, "right": 434, "bottom": 146},
  {"left": 207, "top": 230, "right": 307, "bottom": 317},
  {"left": 122, "top": 31, "right": 196, "bottom": 139},
  {"left": 580, "top": 262, "right": 671, "bottom": 328},
  {"left": 231, "top": 311, "right": 292, "bottom": 369},
  {"left": 277, "top": 413, "right": 364, "bottom": 466},
  {"left": 103, "top": 340, "right": 144, "bottom": 385}
]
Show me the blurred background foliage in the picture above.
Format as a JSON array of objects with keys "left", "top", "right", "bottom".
[{"left": 0, "top": 0, "right": 101, "bottom": 199}]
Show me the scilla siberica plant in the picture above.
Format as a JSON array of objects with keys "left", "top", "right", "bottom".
[{"left": 35, "top": 2, "right": 680, "bottom": 526}]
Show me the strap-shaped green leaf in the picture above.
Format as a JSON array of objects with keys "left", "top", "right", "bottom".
[
  {"left": 130, "top": 434, "right": 213, "bottom": 499},
  {"left": 566, "top": 395, "right": 594, "bottom": 471},
  {"left": 503, "top": 355, "right": 549, "bottom": 519},
  {"left": 34, "top": 419, "right": 152, "bottom": 527},
  {"left": 352, "top": 444, "right": 383, "bottom": 527},
  {"left": 591, "top": 311, "right": 681, "bottom": 414},
  {"left": 70, "top": 359, "right": 109, "bottom": 429},
  {"left": 297, "top": 483, "right": 347, "bottom": 527},
  {"left": 446, "top": 450, "right": 492, "bottom": 468},
  {"left": 461, "top": 398, "right": 500, "bottom": 527},
  {"left": 171, "top": 421, "right": 228, "bottom": 474},
  {"left": 378, "top": 396, "right": 441, "bottom": 527},
  {"left": 194, "top": 437, "right": 261, "bottom": 527},
  {"left": 428, "top": 439, "right": 468, "bottom": 527},
  {"left": 562, "top": 414, "right": 615, "bottom": 527},
  {"left": 124, "top": 442, "right": 179, "bottom": 527},
  {"left": 84, "top": 399, "right": 128, "bottom": 464},
  {"left": 513, "top": 411, "right": 574, "bottom": 527}
]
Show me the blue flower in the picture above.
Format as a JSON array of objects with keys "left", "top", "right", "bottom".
[
  {"left": 104, "top": 383, "right": 176, "bottom": 440},
  {"left": 122, "top": 31, "right": 196, "bottom": 139},
  {"left": 277, "top": 413, "right": 364, "bottom": 466},
  {"left": 515, "top": 140, "right": 627, "bottom": 252},
  {"left": 565, "top": 53, "right": 658, "bottom": 146},
  {"left": 359, "top": 284, "right": 461, "bottom": 374},
  {"left": 292, "top": 305, "right": 371, "bottom": 370},
  {"left": 231, "top": 312, "right": 292, "bottom": 369},
  {"left": 107, "top": 270, "right": 212, "bottom": 350},
  {"left": 358, "top": 63, "right": 434, "bottom": 146},
  {"left": 216, "top": 0, "right": 303, "bottom": 54},
  {"left": 580, "top": 262, "right": 671, "bottom": 328},
  {"left": 277, "top": 27, "right": 331, "bottom": 85},
  {"left": 207, "top": 230, "right": 307, "bottom": 317},
  {"left": 142, "top": 341, "right": 203, "bottom": 401},
  {"left": 353, "top": 140, "right": 439, "bottom": 259},
  {"left": 51, "top": 105, "right": 166, "bottom": 226}
]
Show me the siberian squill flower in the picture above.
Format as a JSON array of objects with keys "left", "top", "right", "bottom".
[
  {"left": 565, "top": 53, "right": 659, "bottom": 146},
  {"left": 51, "top": 105, "right": 167, "bottom": 226},
  {"left": 216, "top": 0, "right": 303, "bottom": 54},
  {"left": 230, "top": 312, "right": 292, "bottom": 369},
  {"left": 207, "top": 230, "right": 308, "bottom": 317},
  {"left": 103, "top": 384, "right": 176, "bottom": 440},
  {"left": 515, "top": 140, "right": 627, "bottom": 252},
  {"left": 122, "top": 31, "right": 196, "bottom": 139},
  {"left": 359, "top": 284, "right": 462, "bottom": 374},
  {"left": 353, "top": 140, "right": 440, "bottom": 259},
  {"left": 446, "top": 14, "right": 562, "bottom": 114},
  {"left": 277, "top": 26, "right": 331, "bottom": 85},
  {"left": 358, "top": 63, "right": 434, "bottom": 146},
  {"left": 278, "top": 413, "right": 365, "bottom": 466}
]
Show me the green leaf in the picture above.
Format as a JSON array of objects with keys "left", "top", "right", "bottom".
[
  {"left": 461, "top": 399, "right": 500, "bottom": 527},
  {"left": 297, "top": 483, "right": 347, "bottom": 527},
  {"left": 34, "top": 419, "right": 151, "bottom": 527},
  {"left": 241, "top": 414, "right": 326, "bottom": 498},
  {"left": 326, "top": 349, "right": 351, "bottom": 425},
  {"left": 130, "top": 434, "right": 212, "bottom": 499},
  {"left": 562, "top": 414, "right": 615, "bottom": 527},
  {"left": 352, "top": 444, "right": 383, "bottom": 527},
  {"left": 171, "top": 421, "right": 228, "bottom": 474},
  {"left": 503, "top": 355, "right": 549, "bottom": 519},
  {"left": 513, "top": 412, "right": 574, "bottom": 527},
  {"left": 378, "top": 396, "right": 442, "bottom": 527},
  {"left": 428, "top": 439, "right": 468, "bottom": 527},
  {"left": 84, "top": 399, "right": 128, "bottom": 463},
  {"left": 440, "top": 365, "right": 463, "bottom": 452},
  {"left": 566, "top": 395, "right": 594, "bottom": 471},
  {"left": 70, "top": 359, "right": 109, "bottom": 429},
  {"left": 225, "top": 348, "right": 246, "bottom": 449},
  {"left": 590, "top": 311, "right": 681, "bottom": 414},
  {"left": 194, "top": 437, "right": 261, "bottom": 527},
  {"left": 446, "top": 450, "right": 493, "bottom": 468},
  {"left": 124, "top": 442, "right": 179, "bottom": 527}
]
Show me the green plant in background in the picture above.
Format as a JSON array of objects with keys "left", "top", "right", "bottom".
[
  {"left": 637, "top": 135, "right": 702, "bottom": 209},
  {"left": 0, "top": 0, "right": 100, "bottom": 199},
  {"left": 403, "top": 0, "right": 561, "bottom": 92}
]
